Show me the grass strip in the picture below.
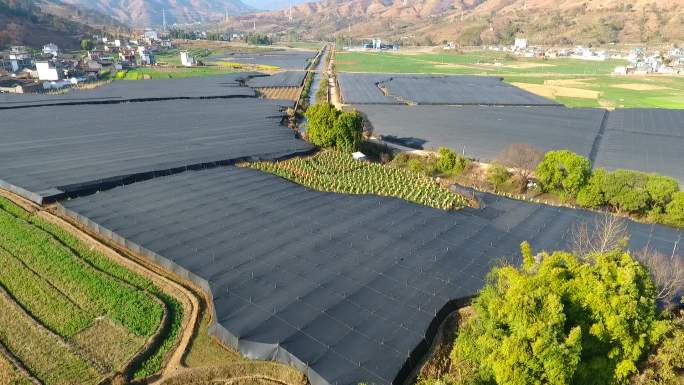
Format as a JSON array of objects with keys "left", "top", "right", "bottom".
[
  {"left": 249, "top": 150, "right": 467, "bottom": 210},
  {"left": 0, "top": 287, "right": 100, "bottom": 385}
]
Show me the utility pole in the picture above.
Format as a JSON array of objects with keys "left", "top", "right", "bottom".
[{"left": 288, "top": 0, "right": 293, "bottom": 22}]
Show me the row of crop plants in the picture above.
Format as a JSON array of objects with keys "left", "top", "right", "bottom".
[
  {"left": 0, "top": 197, "right": 183, "bottom": 385},
  {"left": 249, "top": 150, "right": 467, "bottom": 210}
]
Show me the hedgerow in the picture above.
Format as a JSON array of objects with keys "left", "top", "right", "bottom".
[{"left": 534, "top": 151, "right": 683, "bottom": 228}]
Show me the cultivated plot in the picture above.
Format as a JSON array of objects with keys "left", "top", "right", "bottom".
[
  {"left": 213, "top": 50, "right": 316, "bottom": 70},
  {"left": 594, "top": 109, "right": 684, "bottom": 182},
  {"left": 0, "top": 73, "right": 258, "bottom": 109},
  {"left": 337, "top": 73, "right": 558, "bottom": 106},
  {"left": 59, "top": 167, "right": 682, "bottom": 385},
  {"left": 247, "top": 71, "right": 307, "bottom": 88},
  {"left": 0, "top": 98, "right": 312, "bottom": 203},
  {"left": 358, "top": 105, "right": 605, "bottom": 160}
]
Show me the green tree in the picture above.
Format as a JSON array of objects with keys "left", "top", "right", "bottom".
[
  {"left": 80, "top": 39, "right": 94, "bottom": 51},
  {"left": 451, "top": 244, "right": 661, "bottom": 385},
  {"left": 602, "top": 170, "right": 651, "bottom": 213},
  {"left": 646, "top": 175, "right": 679, "bottom": 211},
  {"left": 535, "top": 150, "right": 592, "bottom": 198},
  {"left": 577, "top": 168, "right": 608, "bottom": 208},
  {"left": 304, "top": 103, "right": 339, "bottom": 148},
  {"left": 333, "top": 111, "right": 362, "bottom": 153},
  {"left": 665, "top": 191, "right": 684, "bottom": 227}
]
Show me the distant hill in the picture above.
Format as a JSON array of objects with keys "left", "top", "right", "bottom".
[
  {"left": 0, "top": 0, "right": 120, "bottom": 49},
  {"left": 247, "top": 0, "right": 684, "bottom": 45},
  {"left": 58, "top": 0, "right": 256, "bottom": 27}
]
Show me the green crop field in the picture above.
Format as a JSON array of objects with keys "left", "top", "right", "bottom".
[
  {"left": 335, "top": 50, "right": 684, "bottom": 109},
  {"left": 117, "top": 66, "right": 238, "bottom": 80},
  {"left": 248, "top": 150, "right": 467, "bottom": 210},
  {"left": 0, "top": 197, "right": 183, "bottom": 384}
]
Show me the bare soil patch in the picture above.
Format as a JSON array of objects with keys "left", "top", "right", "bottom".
[
  {"left": 513, "top": 82, "right": 599, "bottom": 99},
  {"left": 256, "top": 87, "right": 301, "bottom": 100},
  {"left": 611, "top": 83, "right": 670, "bottom": 91}
]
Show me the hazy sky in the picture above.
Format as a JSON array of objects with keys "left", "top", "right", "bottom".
[{"left": 242, "top": 0, "right": 313, "bottom": 11}]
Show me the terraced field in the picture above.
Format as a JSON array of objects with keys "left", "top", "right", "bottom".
[{"left": 0, "top": 197, "right": 182, "bottom": 384}]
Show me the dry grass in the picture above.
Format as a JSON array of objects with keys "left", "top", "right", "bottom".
[
  {"left": 611, "top": 83, "right": 670, "bottom": 91},
  {"left": 256, "top": 87, "right": 301, "bottom": 100},
  {"left": 417, "top": 307, "right": 474, "bottom": 381},
  {"left": 0, "top": 353, "right": 33, "bottom": 385},
  {"left": 71, "top": 318, "right": 145, "bottom": 373},
  {"left": 179, "top": 311, "right": 306, "bottom": 385},
  {"left": 512, "top": 82, "right": 600, "bottom": 99},
  {"left": 0, "top": 288, "right": 101, "bottom": 385},
  {"left": 161, "top": 363, "right": 307, "bottom": 385},
  {"left": 183, "top": 313, "right": 241, "bottom": 368}
]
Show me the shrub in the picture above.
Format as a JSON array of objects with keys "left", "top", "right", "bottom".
[
  {"left": 633, "top": 319, "right": 684, "bottom": 385},
  {"left": 535, "top": 150, "right": 591, "bottom": 197},
  {"left": 437, "top": 148, "right": 469, "bottom": 175},
  {"left": 665, "top": 191, "right": 684, "bottom": 227},
  {"left": 451, "top": 244, "right": 661, "bottom": 385},
  {"left": 487, "top": 163, "right": 510, "bottom": 191}
]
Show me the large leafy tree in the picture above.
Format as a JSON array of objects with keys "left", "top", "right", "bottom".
[
  {"left": 305, "top": 103, "right": 339, "bottom": 148},
  {"left": 451, "top": 243, "right": 662, "bottom": 385},
  {"left": 333, "top": 111, "right": 362, "bottom": 153},
  {"left": 535, "top": 150, "right": 591, "bottom": 197},
  {"left": 305, "top": 104, "right": 363, "bottom": 153}
]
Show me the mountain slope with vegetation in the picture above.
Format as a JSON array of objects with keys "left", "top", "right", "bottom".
[
  {"left": 249, "top": 0, "right": 684, "bottom": 45},
  {"left": 0, "top": 0, "right": 93, "bottom": 48}
]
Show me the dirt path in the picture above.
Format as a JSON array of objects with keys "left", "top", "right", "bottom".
[
  {"left": 0, "top": 189, "right": 200, "bottom": 385},
  {"left": 328, "top": 45, "right": 343, "bottom": 109}
]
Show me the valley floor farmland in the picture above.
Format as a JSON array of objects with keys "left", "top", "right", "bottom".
[
  {"left": 0, "top": 196, "right": 181, "bottom": 384},
  {"left": 335, "top": 50, "right": 684, "bottom": 109}
]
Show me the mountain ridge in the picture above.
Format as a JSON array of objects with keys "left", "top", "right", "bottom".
[
  {"left": 248, "top": 0, "right": 684, "bottom": 45},
  {"left": 59, "top": 0, "right": 256, "bottom": 27}
]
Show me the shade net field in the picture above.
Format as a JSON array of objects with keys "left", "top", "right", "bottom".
[
  {"left": 0, "top": 73, "right": 258, "bottom": 109},
  {"left": 337, "top": 73, "right": 401, "bottom": 104},
  {"left": 0, "top": 99, "right": 312, "bottom": 203},
  {"left": 212, "top": 50, "right": 317, "bottom": 70},
  {"left": 247, "top": 71, "right": 307, "bottom": 88},
  {"left": 337, "top": 73, "right": 559, "bottom": 106},
  {"left": 594, "top": 109, "right": 684, "bottom": 183},
  {"left": 59, "top": 167, "right": 682, "bottom": 385},
  {"left": 358, "top": 105, "right": 605, "bottom": 160}
]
